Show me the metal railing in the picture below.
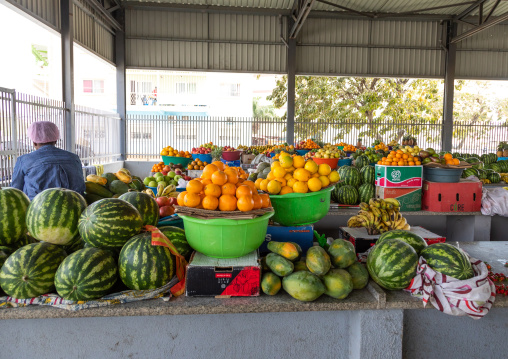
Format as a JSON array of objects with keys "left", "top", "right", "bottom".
[{"left": 452, "top": 121, "right": 508, "bottom": 154}]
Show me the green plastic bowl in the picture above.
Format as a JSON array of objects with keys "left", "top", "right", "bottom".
[
  {"left": 177, "top": 212, "right": 274, "bottom": 258},
  {"left": 269, "top": 186, "right": 333, "bottom": 226},
  {"left": 162, "top": 156, "right": 192, "bottom": 166}
]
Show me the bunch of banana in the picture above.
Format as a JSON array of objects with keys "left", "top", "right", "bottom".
[
  {"left": 499, "top": 173, "right": 508, "bottom": 183},
  {"left": 347, "top": 198, "right": 410, "bottom": 235},
  {"left": 480, "top": 178, "right": 491, "bottom": 184},
  {"left": 142, "top": 184, "right": 178, "bottom": 198}
]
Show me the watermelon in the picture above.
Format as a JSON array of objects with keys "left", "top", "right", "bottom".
[
  {"left": 420, "top": 243, "right": 473, "bottom": 280},
  {"left": 338, "top": 165, "right": 351, "bottom": 178},
  {"left": 119, "top": 192, "right": 159, "bottom": 226},
  {"left": 78, "top": 198, "right": 143, "bottom": 249},
  {"left": 366, "top": 238, "right": 418, "bottom": 290},
  {"left": 62, "top": 236, "right": 85, "bottom": 255},
  {"left": 471, "top": 162, "right": 484, "bottom": 170},
  {"left": 158, "top": 225, "right": 192, "bottom": 259},
  {"left": 358, "top": 183, "right": 375, "bottom": 203},
  {"left": 488, "top": 172, "right": 501, "bottom": 184},
  {"left": 377, "top": 230, "right": 427, "bottom": 254},
  {"left": 0, "top": 242, "right": 67, "bottom": 298},
  {"left": 462, "top": 168, "right": 478, "bottom": 178},
  {"left": 335, "top": 185, "right": 358, "bottom": 205},
  {"left": 55, "top": 247, "right": 118, "bottom": 301},
  {"left": 360, "top": 165, "right": 375, "bottom": 184},
  {"left": 0, "top": 187, "right": 30, "bottom": 246},
  {"left": 355, "top": 155, "right": 370, "bottom": 169},
  {"left": 476, "top": 169, "right": 487, "bottom": 180},
  {"left": 119, "top": 232, "right": 175, "bottom": 290},
  {"left": 26, "top": 188, "right": 87, "bottom": 245},
  {"left": 341, "top": 167, "right": 361, "bottom": 187}
]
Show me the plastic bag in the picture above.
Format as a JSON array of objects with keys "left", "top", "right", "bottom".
[{"left": 481, "top": 187, "right": 508, "bottom": 217}]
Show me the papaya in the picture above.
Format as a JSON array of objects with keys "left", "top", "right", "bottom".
[
  {"left": 293, "top": 260, "right": 309, "bottom": 272},
  {"left": 306, "top": 246, "right": 331, "bottom": 276},
  {"left": 109, "top": 180, "right": 130, "bottom": 195},
  {"left": 289, "top": 242, "right": 302, "bottom": 261},
  {"left": 346, "top": 262, "right": 369, "bottom": 289},
  {"left": 267, "top": 241, "right": 300, "bottom": 261},
  {"left": 259, "top": 256, "right": 270, "bottom": 272},
  {"left": 327, "top": 239, "right": 356, "bottom": 269},
  {"left": 112, "top": 194, "right": 121, "bottom": 198},
  {"left": 116, "top": 171, "right": 133, "bottom": 184},
  {"left": 86, "top": 174, "right": 108, "bottom": 186},
  {"left": 261, "top": 272, "right": 281, "bottom": 295},
  {"left": 266, "top": 253, "right": 294, "bottom": 277},
  {"left": 85, "top": 181, "right": 114, "bottom": 198},
  {"left": 118, "top": 168, "right": 131, "bottom": 176},
  {"left": 85, "top": 192, "right": 105, "bottom": 205},
  {"left": 282, "top": 271, "right": 325, "bottom": 302},
  {"left": 101, "top": 173, "right": 118, "bottom": 186},
  {"left": 321, "top": 269, "right": 354, "bottom": 299},
  {"left": 129, "top": 179, "right": 144, "bottom": 191}
]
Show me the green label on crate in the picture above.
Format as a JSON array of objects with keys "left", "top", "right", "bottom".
[{"left": 375, "top": 165, "right": 423, "bottom": 188}]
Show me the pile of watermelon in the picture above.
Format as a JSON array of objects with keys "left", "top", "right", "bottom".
[
  {"left": 332, "top": 164, "right": 375, "bottom": 205},
  {"left": 459, "top": 154, "right": 508, "bottom": 184},
  {"left": 0, "top": 187, "right": 191, "bottom": 301}
]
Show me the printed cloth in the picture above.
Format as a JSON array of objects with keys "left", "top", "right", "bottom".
[{"left": 405, "top": 256, "right": 496, "bottom": 319}]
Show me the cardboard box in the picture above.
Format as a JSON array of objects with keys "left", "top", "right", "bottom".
[
  {"left": 339, "top": 226, "right": 445, "bottom": 254},
  {"left": 376, "top": 187, "right": 422, "bottom": 211},
  {"left": 421, "top": 180, "right": 482, "bottom": 212},
  {"left": 241, "top": 154, "right": 256, "bottom": 164},
  {"left": 259, "top": 224, "right": 314, "bottom": 254},
  {"left": 375, "top": 164, "right": 423, "bottom": 188},
  {"left": 185, "top": 251, "right": 260, "bottom": 297},
  {"left": 221, "top": 159, "right": 241, "bottom": 167}
]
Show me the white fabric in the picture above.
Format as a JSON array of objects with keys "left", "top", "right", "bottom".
[{"left": 481, "top": 187, "right": 508, "bottom": 217}]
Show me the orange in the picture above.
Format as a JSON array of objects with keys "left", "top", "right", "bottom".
[
  {"left": 252, "top": 193, "right": 262, "bottom": 209},
  {"left": 204, "top": 183, "right": 221, "bottom": 197},
  {"left": 202, "top": 195, "right": 219, "bottom": 210},
  {"left": 201, "top": 178, "right": 212, "bottom": 186},
  {"left": 453, "top": 158, "right": 460, "bottom": 165},
  {"left": 237, "top": 195, "right": 254, "bottom": 212},
  {"left": 308, "top": 177, "right": 322, "bottom": 192},
  {"left": 221, "top": 182, "right": 237, "bottom": 196},
  {"left": 402, "top": 154, "right": 409, "bottom": 160},
  {"left": 396, "top": 153, "right": 402, "bottom": 159},
  {"left": 398, "top": 161, "right": 404, "bottom": 166},
  {"left": 287, "top": 178, "right": 297, "bottom": 188},
  {"left": 284, "top": 173, "right": 293, "bottom": 181},
  {"left": 177, "top": 191, "right": 188, "bottom": 206},
  {"left": 279, "top": 155, "right": 294, "bottom": 169},
  {"left": 224, "top": 168, "right": 239, "bottom": 184},
  {"left": 267, "top": 180, "right": 282, "bottom": 195},
  {"left": 279, "top": 186, "right": 294, "bottom": 195},
  {"left": 293, "top": 181, "right": 308, "bottom": 193},
  {"left": 275, "top": 178, "right": 287, "bottom": 187},
  {"left": 219, "top": 195, "right": 237, "bottom": 211},
  {"left": 319, "top": 175, "right": 330, "bottom": 187},
  {"left": 329, "top": 171, "right": 340, "bottom": 183},
  {"left": 184, "top": 192, "right": 201, "bottom": 208},
  {"left": 444, "top": 153, "right": 453, "bottom": 160},
  {"left": 186, "top": 179, "right": 204, "bottom": 194},
  {"left": 293, "top": 155, "right": 305, "bottom": 168},
  {"left": 312, "top": 173, "right": 320, "bottom": 178},
  {"left": 259, "top": 193, "right": 271, "bottom": 208},
  {"left": 294, "top": 168, "right": 311, "bottom": 182},
  {"left": 267, "top": 171, "right": 276, "bottom": 181},
  {"left": 273, "top": 166, "right": 286, "bottom": 178},
  {"left": 304, "top": 160, "right": 318, "bottom": 174},
  {"left": 212, "top": 161, "right": 225, "bottom": 171},
  {"left": 271, "top": 161, "right": 282, "bottom": 169},
  {"left": 255, "top": 178, "right": 264, "bottom": 190},
  {"left": 236, "top": 185, "right": 253, "bottom": 197},
  {"left": 260, "top": 179, "right": 270, "bottom": 192},
  {"left": 318, "top": 164, "right": 332, "bottom": 176},
  {"left": 415, "top": 161, "right": 422, "bottom": 165},
  {"left": 243, "top": 180, "right": 257, "bottom": 194},
  {"left": 211, "top": 171, "right": 228, "bottom": 186},
  {"left": 202, "top": 164, "right": 219, "bottom": 179}
]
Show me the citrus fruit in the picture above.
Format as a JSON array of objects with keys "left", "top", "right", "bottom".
[
  {"left": 275, "top": 178, "right": 287, "bottom": 187},
  {"left": 271, "top": 161, "right": 281, "bottom": 169},
  {"left": 294, "top": 168, "right": 311, "bottom": 182},
  {"left": 202, "top": 195, "right": 219, "bottom": 210},
  {"left": 221, "top": 183, "right": 237, "bottom": 196},
  {"left": 236, "top": 185, "right": 253, "bottom": 197},
  {"left": 284, "top": 173, "right": 293, "bottom": 181},
  {"left": 202, "top": 164, "right": 219, "bottom": 179},
  {"left": 279, "top": 156, "right": 294, "bottom": 169},
  {"left": 204, "top": 183, "right": 221, "bottom": 197},
  {"left": 255, "top": 178, "right": 264, "bottom": 190},
  {"left": 201, "top": 178, "right": 212, "bottom": 186},
  {"left": 273, "top": 166, "right": 286, "bottom": 178},
  {"left": 243, "top": 180, "right": 257, "bottom": 194},
  {"left": 293, "top": 156, "right": 305, "bottom": 168},
  {"left": 304, "top": 160, "right": 318, "bottom": 174},
  {"left": 219, "top": 195, "right": 237, "bottom": 211},
  {"left": 224, "top": 168, "right": 239, "bottom": 184},
  {"left": 319, "top": 175, "right": 330, "bottom": 187},
  {"left": 260, "top": 179, "right": 270, "bottom": 192},
  {"left": 184, "top": 192, "right": 201, "bottom": 207},
  {"left": 252, "top": 193, "right": 262, "bottom": 210},
  {"left": 267, "top": 180, "right": 282, "bottom": 195},
  {"left": 312, "top": 173, "right": 320, "bottom": 178},
  {"left": 211, "top": 171, "right": 228, "bottom": 186},
  {"left": 237, "top": 195, "right": 254, "bottom": 212},
  {"left": 280, "top": 186, "right": 294, "bottom": 195},
  {"left": 267, "top": 171, "right": 276, "bottom": 181},
  {"left": 177, "top": 191, "right": 187, "bottom": 206},
  {"left": 329, "top": 170, "right": 340, "bottom": 182},
  {"left": 308, "top": 177, "right": 323, "bottom": 192},
  {"left": 186, "top": 179, "right": 204, "bottom": 194},
  {"left": 318, "top": 163, "right": 332, "bottom": 176},
  {"left": 259, "top": 193, "right": 271, "bottom": 208},
  {"left": 287, "top": 178, "right": 297, "bottom": 188},
  {"left": 212, "top": 161, "right": 225, "bottom": 171},
  {"left": 293, "top": 181, "right": 309, "bottom": 193}
]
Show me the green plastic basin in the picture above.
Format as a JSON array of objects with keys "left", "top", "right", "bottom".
[
  {"left": 177, "top": 212, "right": 274, "bottom": 258},
  {"left": 162, "top": 156, "right": 192, "bottom": 166},
  {"left": 269, "top": 186, "right": 333, "bottom": 226}
]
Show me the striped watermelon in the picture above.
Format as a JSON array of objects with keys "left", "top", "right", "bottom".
[
  {"left": 338, "top": 165, "right": 351, "bottom": 178},
  {"left": 0, "top": 242, "right": 67, "bottom": 298},
  {"left": 55, "top": 247, "right": 118, "bottom": 301},
  {"left": 335, "top": 185, "right": 358, "bottom": 205},
  {"left": 462, "top": 168, "right": 478, "bottom": 178},
  {"left": 0, "top": 187, "right": 30, "bottom": 246},
  {"left": 119, "top": 192, "right": 159, "bottom": 226},
  {"left": 420, "top": 243, "right": 473, "bottom": 280},
  {"left": 158, "top": 225, "right": 192, "bottom": 259},
  {"left": 62, "top": 236, "right": 85, "bottom": 255},
  {"left": 367, "top": 238, "right": 418, "bottom": 290},
  {"left": 488, "top": 172, "right": 501, "bottom": 183},
  {"left": 360, "top": 165, "right": 375, "bottom": 184},
  {"left": 78, "top": 198, "right": 143, "bottom": 249},
  {"left": 377, "top": 230, "right": 427, "bottom": 254},
  {"left": 26, "top": 188, "right": 87, "bottom": 245},
  {"left": 358, "top": 183, "right": 375, "bottom": 203},
  {"left": 341, "top": 167, "right": 361, "bottom": 187},
  {"left": 119, "top": 232, "right": 175, "bottom": 290},
  {"left": 355, "top": 155, "right": 370, "bottom": 169}
]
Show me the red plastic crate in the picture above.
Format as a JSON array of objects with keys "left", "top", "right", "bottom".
[{"left": 421, "top": 180, "right": 482, "bottom": 212}]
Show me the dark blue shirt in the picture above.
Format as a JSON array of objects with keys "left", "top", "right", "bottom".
[{"left": 11, "top": 145, "right": 85, "bottom": 200}]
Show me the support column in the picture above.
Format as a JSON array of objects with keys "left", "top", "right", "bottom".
[
  {"left": 61, "top": 0, "right": 74, "bottom": 153},
  {"left": 115, "top": 10, "right": 126, "bottom": 161},
  {"left": 442, "top": 21, "right": 457, "bottom": 152},
  {"left": 286, "top": 18, "right": 296, "bottom": 145}
]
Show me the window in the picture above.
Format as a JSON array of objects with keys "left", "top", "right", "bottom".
[
  {"left": 220, "top": 83, "right": 240, "bottom": 97},
  {"left": 83, "top": 80, "right": 104, "bottom": 93},
  {"left": 176, "top": 82, "right": 197, "bottom": 94}
]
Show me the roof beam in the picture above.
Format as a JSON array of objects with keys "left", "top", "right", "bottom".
[
  {"left": 484, "top": 0, "right": 502, "bottom": 22},
  {"left": 451, "top": 10, "right": 508, "bottom": 43},
  {"left": 455, "top": 0, "right": 489, "bottom": 20},
  {"left": 316, "top": 0, "right": 374, "bottom": 18},
  {"left": 376, "top": 1, "right": 477, "bottom": 17},
  {"left": 79, "top": 0, "right": 123, "bottom": 30},
  {"left": 289, "top": 0, "right": 316, "bottom": 39}
]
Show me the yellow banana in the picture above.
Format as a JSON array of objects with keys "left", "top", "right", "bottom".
[
  {"left": 369, "top": 198, "right": 380, "bottom": 208},
  {"left": 395, "top": 217, "right": 407, "bottom": 229},
  {"left": 383, "top": 198, "right": 401, "bottom": 209},
  {"left": 359, "top": 202, "right": 370, "bottom": 211},
  {"left": 357, "top": 214, "right": 371, "bottom": 226},
  {"left": 359, "top": 211, "right": 375, "bottom": 223},
  {"left": 143, "top": 188, "right": 156, "bottom": 198},
  {"left": 156, "top": 183, "right": 165, "bottom": 197},
  {"left": 369, "top": 206, "right": 381, "bottom": 219},
  {"left": 402, "top": 223, "right": 411, "bottom": 230}
]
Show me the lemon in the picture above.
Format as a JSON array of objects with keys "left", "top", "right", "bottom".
[
  {"left": 293, "top": 168, "right": 311, "bottom": 182},
  {"left": 260, "top": 179, "right": 270, "bottom": 192},
  {"left": 312, "top": 173, "right": 320, "bottom": 178},
  {"left": 304, "top": 160, "right": 318, "bottom": 174},
  {"left": 271, "top": 161, "right": 281, "bottom": 169},
  {"left": 284, "top": 173, "right": 293, "bottom": 181},
  {"left": 267, "top": 171, "right": 276, "bottom": 181},
  {"left": 293, "top": 181, "right": 309, "bottom": 193},
  {"left": 284, "top": 166, "right": 295, "bottom": 173},
  {"left": 279, "top": 186, "right": 294, "bottom": 195},
  {"left": 319, "top": 175, "right": 330, "bottom": 187},
  {"left": 329, "top": 170, "right": 340, "bottom": 183},
  {"left": 279, "top": 155, "right": 294, "bottom": 169},
  {"left": 287, "top": 178, "right": 297, "bottom": 188},
  {"left": 318, "top": 163, "right": 332, "bottom": 176},
  {"left": 275, "top": 178, "right": 287, "bottom": 187},
  {"left": 293, "top": 156, "right": 305, "bottom": 168},
  {"left": 273, "top": 166, "right": 286, "bottom": 178},
  {"left": 308, "top": 177, "right": 322, "bottom": 192},
  {"left": 267, "top": 180, "right": 282, "bottom": 195}
]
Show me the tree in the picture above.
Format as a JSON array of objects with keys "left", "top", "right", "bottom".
[{"left": 253, "top": 97, "right": 276, "bottom": 118}]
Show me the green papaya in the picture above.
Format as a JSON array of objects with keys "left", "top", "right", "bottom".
[
  {"left": 282, "top": 271, "right": 325, "bottom": 302},
  {"left": 293, "top": 260, "right": 309, "bottom": 272},
  {"left": 129, "top": 178, "right": 145, "bottom": 191},
  {"left": 261, "top": 272, "right": 281, "bottom": 295},
  {"left": 266, "top": 253, "right": 294, "bottom": 277},
  {"left": 85, "top": 181, "right": 114, "bottom": 198},
  {"left": 306, "top": 246, "right": 331, "bottom": 276},
  {"left": 267, "top": 241, "right": 300, "bottom": 261},
  {"left": 289, "top": 242, "right": 302, "bottom": 261},
  {"left": 101, "top": 172, "right": 118, "bottom": 186},
  {"left": 84, "top": 192, "right": 105, "bottom": 205},
  {"left": 321, "top": 269, "right": 354, "bottom": 299},
  {"left": 346, "top": 262, "right": 369, "bottom": 289},
  {"left": 109, "top": 180, "right": 130, "bottom": 195},
  {"left": 327, "top": 239, "right": 356, "bottom": 269},
  {"left": 260, "top": 256, "right": 269, "bottom": 272}
]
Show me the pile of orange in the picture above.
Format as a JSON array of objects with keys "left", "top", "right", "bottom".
[
  {"left": 374, "top": 142, "right": 389, "bottom": 151},
  {"left": 160, "top": 146, "right": 192, "bottom": 158},
  {"left": 378, "top": 149, "right": 422, "bottom": 166},
  {"left": 187, "top": 159, "right": 208, "bottom": 170},
  {"left": 443, "top": 153, "right": 461, "bottom": 165},
  {"left": 298, "top": 139, "right": 320, "bottom": 150},
  {"left": 177, "top": 161, "right": 271, "bottom": 212},
  {"left": 343, "top": 144, "right": 357, "bottom": 152},
  {"left": 151, "top": 161, "right": 166, "bottom": 173}
]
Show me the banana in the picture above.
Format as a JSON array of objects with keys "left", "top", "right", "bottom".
[
  {"left": 380, "top": 209, "right": 390, "bottom": 223},
  {"left": 357, "top": 214, "right": 371, "bottom": 226},
  {"left": 143, "top": 188, "right": 156, "bottom": 198},
  {"left": 359, "top": 211, "right": 375, "bottom": 224},
  {"left": 385, "top": 202, "right": 394, "bottom": 210},
  {"left": 378, "top": 199, "right": 387, "bottom": 210},
  {"left": 161, "top": 185, "right": 177, "bottom": 197},
  {"left": 402, "top": 223, "right": 411, "bottom": 230},
  {"left": 359, "top": 202, "right": 370, "bottom": 211},
  {"left": 369, "top": 206, "right": 382, "bottom": 219},
  {"left": 395, "top": 217, "right": 407, "bottom": 229},
  {"left": 347, "top": 216, "right": 364, "bottom": 228},
  {"left": 383, "top": 198, "right": 401, "bottom": 209},
  {"left": 369, "top": 198, "right": 380, "bottom": 208}
]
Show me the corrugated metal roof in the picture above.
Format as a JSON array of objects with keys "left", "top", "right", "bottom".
[{"left": 7, "top": 0, "right": 60, "bottom": 30}]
